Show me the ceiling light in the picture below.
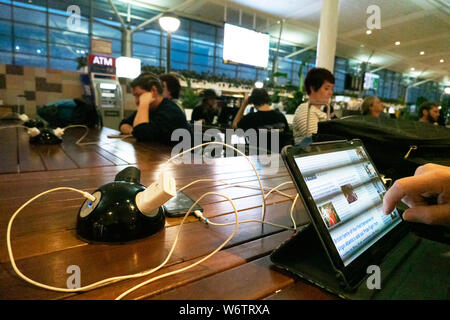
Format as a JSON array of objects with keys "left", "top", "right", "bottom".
[
  {"left": 440, "top": 59, "right": 445, "bottom": 63},
  {"left": 159, "top": 13, "right": 180, "bottom": 33},
  {"left": 420, "top": 51, "right": 425, "bottom": 55},
  {"left": 410, "top": 67, "right": 415, "bottom": 71},
  {"left": 366, "top": 30, "right": 372, "bottom": 35},
  {"left": 395, "top": 41, "right": 400, "bottom": 46}
]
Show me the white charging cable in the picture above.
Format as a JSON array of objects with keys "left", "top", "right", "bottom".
[
  {"left": 55, "top": 125, "right": 90, "bottom": 145},
  {"left": 6, "top": 142, "right": 297, "bottom": 299},
  {"left": 114, "top": 191, "right": 240, "bottom": 300},
  {"left": 164, "top": 141, "right": 268, "bottom": 222}
]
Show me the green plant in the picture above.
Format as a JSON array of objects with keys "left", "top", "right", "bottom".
[
  {"left": 76, "top": 56, "right": 87, "bottom": 70},
  {"left": 285, "top": 90, "right": 304, "bottom": 114},
  {"left": 181, "top": 79, "right": 200, "bottom": 110}
]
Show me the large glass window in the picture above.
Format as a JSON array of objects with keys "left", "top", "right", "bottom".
[{"left": 0, "top": 0, "right": 442, "bottom": 102}]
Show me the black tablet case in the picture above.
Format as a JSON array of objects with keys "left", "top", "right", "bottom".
[{"left": 270, "top": 223, "right": 450, "bottom": 300}]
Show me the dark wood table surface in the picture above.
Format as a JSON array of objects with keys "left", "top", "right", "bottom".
[{"left": 0, "top": 124, "right": 336, "bottom": 300}]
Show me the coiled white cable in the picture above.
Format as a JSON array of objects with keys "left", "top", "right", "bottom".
[{"left": 6, "top": 142, "right": 297, "bottom": 299}]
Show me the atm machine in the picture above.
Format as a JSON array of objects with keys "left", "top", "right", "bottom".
[{"left": 82, "top": 54, "right": 123, "bottom": 129}]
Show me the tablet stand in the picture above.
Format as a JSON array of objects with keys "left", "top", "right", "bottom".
[{"left": 270, "top": 223, "right": 449, "bottom": 299}]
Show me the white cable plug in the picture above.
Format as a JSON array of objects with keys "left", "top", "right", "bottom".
[
  {"left": 27, "top": 127, "right": 40, "bottom": 137},
  {"left": 136, "top": 171, "right": 177, "bottom": 217},
  {"left": 18, "top": 114, "right": 29, "bottom": 122},
  {"left": 53, "top": 127, "right": 65, "bottom": 137}
]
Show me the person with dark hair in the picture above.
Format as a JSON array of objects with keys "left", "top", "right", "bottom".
[
  {"left": 119, "top": 73, "right": 190, "bottom": 145},
  {"left": 418, "top": 101, "right": 440, "bottom": 125},
  {"left": 159, "top": 73, "right": 184, "bottom": 114},
  {"left": 292, "top": 67, "right": 335, "bottom": 143},
  {"left": 361, "top": 96, "right": 388, "bottom": 118},
  {"left": 232, "top": 88, "right": 293, "bottom": 152},
  {"left": 191, "top": 89, "right": 219, "bottom": 125}
]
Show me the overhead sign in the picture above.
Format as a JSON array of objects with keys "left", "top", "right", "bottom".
[
  {"left": 91, "top": 39, "right": 113, "bottom": 55},
  {"left": 87, "top": 54, "right": 116, "bottom": 74}
]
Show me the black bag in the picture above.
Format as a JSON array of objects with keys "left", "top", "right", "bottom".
[
  {"left": 72, "top": 98, "right": 101, "bottom": 128},
  {"left": 37, "top": 98, "right": 100, "bottom": 128},
  {"left": 316, "top": 116, "right": 450, "bottom": 180}
]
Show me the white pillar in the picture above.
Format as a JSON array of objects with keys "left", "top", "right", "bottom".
[{"left": 315, "top": 0, "right": 339, "bottom": 73}]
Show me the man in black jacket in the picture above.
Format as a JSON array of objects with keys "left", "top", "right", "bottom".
[{"left": 119, "top": 73, "right": 190, "bottom": 145}]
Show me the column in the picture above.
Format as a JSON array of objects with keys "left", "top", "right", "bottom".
[{"left": 315, "top": 0, "right": 339, "bottom": 73}]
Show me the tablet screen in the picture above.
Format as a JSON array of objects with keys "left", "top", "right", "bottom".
[{"left": 294, "top": 145, "right": 401, "bottom": 266}]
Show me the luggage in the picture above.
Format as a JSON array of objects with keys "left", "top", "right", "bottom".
[
  {"left": 37, "top": 98, "right": 100, "bottom": 128},
  {"left": 315, "top": 116, "right": 450, "bottom": 180}
]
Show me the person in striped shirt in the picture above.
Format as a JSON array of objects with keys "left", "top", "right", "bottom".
[{"left": 292, "top": 68, "right": 335, "bottom": 144}]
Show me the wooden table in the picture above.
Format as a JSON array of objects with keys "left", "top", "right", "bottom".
[{"left": 0, "top": 125, "right": 336, "bottom": 300}]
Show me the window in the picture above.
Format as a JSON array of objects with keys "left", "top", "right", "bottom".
[
  {"left": 15, "top": 37, "right": 46, "bottom": 55},
  {"left": 50, "top": 57, "right": 78, "bottom": 71},
  {"left": 0, "top": 3, "right": 11, "bottom": 20},
  {"left": 14, "top": 23, "right": 46, "bottom": 41},
  {"left": 13, "top": 6, "right": 46, "bottom": 26},
  {"left": 50, "top": 29, "right": 90, "bottom": 47},
  {"left": 14, "top": 53, "right": 47, "bottom": 67},
  {"left": 0, "top": 0, "right": 442, "bottom": 102},
  {"left": 0, "top": 50, "right": 12, "bottom": 64},
  {"left": 0, "top": 20, "right": 11, "bottom": 36},
  {"left": 133, "top": 30, "right": 160, "bottom": 46}
]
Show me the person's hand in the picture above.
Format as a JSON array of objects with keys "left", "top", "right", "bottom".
[
  {"left": 243, "top": 92, "right": 249, "bottom": 103},
  {"left": 119, "top": 123, "right": 133, "bottom": 135},
  {"left": 383, "top": 163, "right": 450, "bottom": 225},
  {"left": 138, "top": 92, "right": 154, "bottom": 108}
]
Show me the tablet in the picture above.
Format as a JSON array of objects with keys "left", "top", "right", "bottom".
[{"left": 282, "top": 139, "right": 406, "bottom": 289}]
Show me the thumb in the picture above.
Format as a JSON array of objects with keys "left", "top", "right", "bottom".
[{"left": 402, "top": 204, "right": 450, "bottom": 226}]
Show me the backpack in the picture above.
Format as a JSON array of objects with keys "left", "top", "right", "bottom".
[
  {"left": 316, "top": 116, "right": 450, "bottom": 181},
  {"left": 37, "top": 98, "right": 100, "bottom": 128}
]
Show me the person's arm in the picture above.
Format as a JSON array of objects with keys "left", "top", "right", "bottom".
[
  {"left": 383, "top": 163, "right": 450, "bottom": 225},
  {"left": 133, "top": 92, "right": 155, "bottom": 127},
  {"left": 232, "top": 93, "right": 249, "bottom": 129},
  {"left": 313, "top": 106, "right": 328, "bottom": 121},
  {"left": 119, "top": 111, "right": 136, "bottom": 134}
]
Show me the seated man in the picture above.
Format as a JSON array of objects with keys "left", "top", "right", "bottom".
[
  {"left": 159, "top": 73, "right": 184, "bottom": 114},
  {"left": 119, "top": 73, "right": 190, "bottom": 145},
  {"left": 361, "top": 96, "right": 388, "bottom": 119},
  {"left": 191, "top": 89, "right": 219, "bottom": 125},
  {"left": 292, "top": 68, "right": 335, "bottom": 144},
  {"left": 418, "top": 101, "right": 440, "bottom": 125},
  {"left": 232, "top": 88, "right": 293, "bottom": 153}
]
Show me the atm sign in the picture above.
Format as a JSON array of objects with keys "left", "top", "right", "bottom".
[
  {"left": 88, "top": 55, "right": 115, "bottom": 67},
  {"left": 88, "top": 54, "right": 116, "bottom": 74}
]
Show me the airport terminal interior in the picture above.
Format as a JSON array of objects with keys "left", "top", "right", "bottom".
[{"left": 0, "top": 0, "right": 449, "bottom": 303}]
